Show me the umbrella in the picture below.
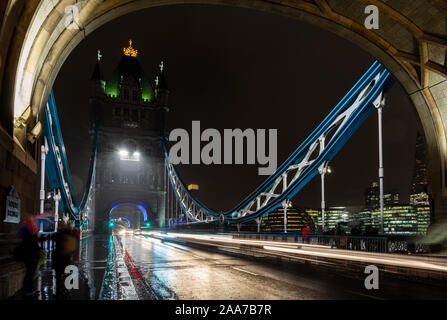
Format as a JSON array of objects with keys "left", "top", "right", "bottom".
[{"left": 16, "top": 213, "right": 56, "bottom": 238}]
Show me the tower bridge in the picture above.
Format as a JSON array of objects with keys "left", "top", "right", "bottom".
[
  {"left": 2, "top": 1, "right": 447, "bottom": 233},
  {"left": 34, "top": 56, "right": 394, "bottom": 231},
  {"left": 1, "top": 1, "right": 447, "bottom": 301}
]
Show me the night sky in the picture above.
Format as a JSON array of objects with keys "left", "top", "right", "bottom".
[{"left": 53, "top": 4, "right": 420, "bottom": 212}]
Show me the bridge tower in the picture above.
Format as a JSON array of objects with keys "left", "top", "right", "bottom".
[{"left": 90, "top": 41, "right": 169, "bottom": 232}]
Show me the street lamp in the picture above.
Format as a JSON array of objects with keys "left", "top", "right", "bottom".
[
  {"left": 282, "top": 200, "right": 293, "bottom": 233},
  {"left": 53, "top": 190, "right": 61, "bottom": 232},
  {"left": 319, "top": 163, "right": 332, "bottom": 232},
  {"left": 119, "top": 150, "right": 128, "bottom": 156},
  {"left": 376, "top": 97, "right": 386, "bottom": 234},
  {"left": 118, "top": 149, "right": 140, "bottom": 161},
  {"left": 45, "top": 189, "right": 61, "bottom": 232}
]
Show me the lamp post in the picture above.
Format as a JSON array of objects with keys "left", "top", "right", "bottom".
[
  {"left": 319, "top": 162, "right": 332, "bottom": 232},
  {"left": 376, "top": 97, "right": 386, "bottom": 234},
  {"left": 39, "top": 137, "right": 48, "bottom": 233},
  {"left": 282, "top": 200, "right": 290, "bottom": 233},
  {"left": 53, "top": 189, "right": 61, "bottom": 232}
]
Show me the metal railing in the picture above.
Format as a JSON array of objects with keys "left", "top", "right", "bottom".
[
  {"left": 232, "top": 232, "right": 389, "bottom": 253},
  {"left": 232, "top": 232, "right": 444, "bottom": 254}
]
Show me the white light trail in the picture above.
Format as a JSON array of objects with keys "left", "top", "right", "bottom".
[{"left": 263, "top": 246, "right": 447, "bottom": 272}]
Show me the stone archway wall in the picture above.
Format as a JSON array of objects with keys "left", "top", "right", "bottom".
[{"left": 2, "top": 0, "right": 447, "bottom": 224}]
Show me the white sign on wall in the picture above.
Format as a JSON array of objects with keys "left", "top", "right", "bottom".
[{"left": 4, "top": 186, "right": 20, "bottom": 224}]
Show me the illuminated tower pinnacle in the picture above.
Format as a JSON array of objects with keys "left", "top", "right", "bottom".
[
  {"left": 91, "top": 50, "right": 103, "bottom": 84},
  {"left": 155, "top": 60, "right": 169, "bottom": 108},
  {"left": 123, "top": 39, "right": 138, "bottom": 57}
]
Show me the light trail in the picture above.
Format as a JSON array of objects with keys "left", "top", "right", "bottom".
[
  {"left": 262, "top": 246, "right": 447, "bottom": 273},
  {"left": 138, "top": 231, "right": 447, "bottom": 274},
  {"left": 151, "top": 232, "right": 331, "bottom": 249}
]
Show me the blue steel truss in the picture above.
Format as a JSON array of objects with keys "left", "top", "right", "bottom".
[
  {"left": 43, "top": 91, "right": 97, "bottom": 221},
  {"left": 42, "top": 61, "right": 394, "bottom": 226},
  {"left": 163, "top": 61, "right": 394, "bottom": 224}
]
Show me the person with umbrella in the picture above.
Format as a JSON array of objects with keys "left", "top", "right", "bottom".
[{"left": 14, "top": 212, "right": 54, "bottom": 297}]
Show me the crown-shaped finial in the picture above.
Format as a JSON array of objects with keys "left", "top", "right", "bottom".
[{"left": 123, "top": 39, "right": 138, "bottom": 57}]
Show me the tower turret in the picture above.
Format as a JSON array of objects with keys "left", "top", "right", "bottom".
[
  {"left": 90, "top": 50, "right": 105, "bottom": 129},
  {"left": 90, "top": 50, "right": 105, "bottom": 96},
  {"left": 155, "top": 60, "right": 169, "bottom": 110}
]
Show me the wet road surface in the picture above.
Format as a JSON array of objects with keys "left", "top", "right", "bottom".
[
  {"left": 17, "top": 234, "right": 445, "bottom": 300},
  {"left": 119, "top": 235, "right": 447, "bottom": 300}
]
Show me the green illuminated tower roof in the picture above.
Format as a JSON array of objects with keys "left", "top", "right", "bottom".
[{"left": 104, "top": 40, "right": 155, "bottom": 101}]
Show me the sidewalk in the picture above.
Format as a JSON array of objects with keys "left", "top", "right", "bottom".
[{"left": 9, "top": 250, "right": 91, "bottom": 300}]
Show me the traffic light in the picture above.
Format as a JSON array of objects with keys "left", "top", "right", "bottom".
[
  {"left": 108, "top": 221, "right": 115, "bottom": 228},
  {"left": 145, "top": 222, "right": 151, "bottom": 227}
]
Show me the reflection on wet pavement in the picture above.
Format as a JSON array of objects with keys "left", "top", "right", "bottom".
[
  {"left": 119, "top": 235, "right": 356, "bottom": 300},
  {"left": 36, "top": 251, "right": 56, "bottom": 300},
  {"left": 30, "top": 233, "right": 447, "bottom": 300},
  {"left": 34, "top": 234, "right": 109, "bottom": 300}
]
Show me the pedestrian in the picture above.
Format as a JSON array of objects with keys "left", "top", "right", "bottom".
[
  {"left": 53, "top": 220, "right": 78, "bottom": 300},
  {"left": 14, "top": 213, "right": 45, "bottom": 298}
]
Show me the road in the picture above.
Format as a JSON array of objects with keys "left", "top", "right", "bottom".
[{"left": 118, "top": 234, "right": 447, "bottom": 300}]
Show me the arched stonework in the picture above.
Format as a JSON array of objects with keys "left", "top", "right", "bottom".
[{"left": 2, "top": 0, "right": 447, "bottom": 224}]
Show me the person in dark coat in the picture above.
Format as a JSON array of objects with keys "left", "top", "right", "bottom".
[
  {"left": 53, "top": 221, "right": 78, "bottom": 300},
  {"left": 14, "top": 215, "right": 43, "bottom": 297}
]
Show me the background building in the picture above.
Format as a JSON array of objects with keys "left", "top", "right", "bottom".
[
  {"left": 364, "top": 182, "right": 399, "bottom": 209},
  {"left": 305, "top": 208, "right": 320, "bottom": 228},
  {"left": 262, "top": 205, "right": 315, "bottom": 232},
  {"left": 370, "top": 204, "right": 418, "bottom": 235},
  {"left": 304, "top": 207, "right": 350, "bottom": 232},
  {"left": 409, "top": 132, "right": 432, "bottom": 234},
  {"left": 411, "top": 133, "right": 428, "bottom": 194}
]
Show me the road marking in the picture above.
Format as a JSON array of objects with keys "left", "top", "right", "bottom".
[
  {"left": 114, "top": 236, "right": 139, "bottom": 300},
  {"left": 232, "top": 267, "right": 258, "bottom": 276}
]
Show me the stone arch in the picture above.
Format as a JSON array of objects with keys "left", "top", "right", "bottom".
[{"left": 108, "top": 200, "right": 151, "bottom": 228}]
